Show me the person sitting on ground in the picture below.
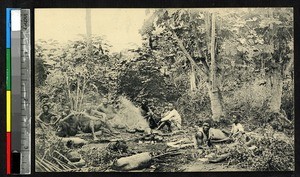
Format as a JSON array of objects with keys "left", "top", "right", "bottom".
[
  {"left": 194, "top": 122, "right": 212, "bottom": 148},
  {"left": 56, "top": 105, "right": 79, "bottom": 137},
  {"left": 229, "top": 114, "right": 245, "bottom": 138},
  {"left": 84, "top": 104, "right": 119, "bottom": 135},
  {"left": 37, "top": 104, "right": 58, "bottom": 128},
  {"left": 156, "top": 103, "right": 181, "bottom": 132},
  {"left": 194, "top": 121, "right": 228, "bottom": 149},
  {"left": 97, "top": 97, "right": 117, "bottom": 120},
  {"left": 85, "top": 103, "right": 107, "bottom": 120},
  {"left": 141, "top": 99, "right": 158, "bottom": 129},
  {"left": 228, "top": 115, "right": 255, "bottom": 147},
  {"left": 56, "top": 104, "right": 119, "bottom": 140}
]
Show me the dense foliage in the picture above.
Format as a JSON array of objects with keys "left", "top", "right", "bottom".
[
  {"left": 228, "top": 131, "right": 294, "bottom": 171},
  {"left": 35, "top": 8, "right": 294, "bottom": 171}
]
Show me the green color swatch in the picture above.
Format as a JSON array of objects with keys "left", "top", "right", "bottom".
[{"left": 6, "top": 48, "right": 11, "bottom": 90}]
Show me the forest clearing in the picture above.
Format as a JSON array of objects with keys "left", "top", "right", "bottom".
[{"left": 35, "top": 8, "right": 294, "bottom": 172}]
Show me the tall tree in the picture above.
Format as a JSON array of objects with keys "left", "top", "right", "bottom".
[
  {"left": 140, "top": 9, "right": 226, "bottom": 121},
  {"left": 140, "top": 8, "right": 293, "bottom": 121},
  {"left": 207, "top": 12, "right": 224, "bottom": 120}
]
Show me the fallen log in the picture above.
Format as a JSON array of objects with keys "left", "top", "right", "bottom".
[
  {"left": 112, "top": 152, "right": 152, "bottom": 171},
  {"left": 68, "top": 159, "right": 86, "bottom": 168},
  {"left": 61, "top": 137, "right": 87, "bottom": 148},
  {"left": 111, "top": 150, "right": 183, "bottom": 171}
]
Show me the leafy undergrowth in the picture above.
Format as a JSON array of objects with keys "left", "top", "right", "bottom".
[
  {"left": 35, "top": 127, "right": 77, "bottom": 172},
  {"left": 79, "top": 144, "right": 130, "bottom": 171},
  {"left": 35, "top": 123, "right": 294, "bottom": 172},
  {"left": 228, "top": 129, "right": 294, "bottom": 171}
]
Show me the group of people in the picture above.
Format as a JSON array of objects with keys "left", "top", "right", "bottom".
[
  {"left": 37, "top": 98, "right": 119, "bottom": 140},
  {"left": 194, "top": 115, "right": 246, "bottom": 149},
  {"left": 37, "top": 97, "right": 246, "bottom": 147},
  {"left": 140, "top": 100, "right": 182, "bottom": 132},
  {"left": 140, "top": 100, "right": 250, "bottom": 149},
  {"left": 37, "top": 97, "right": 183, "bottom": 140}
]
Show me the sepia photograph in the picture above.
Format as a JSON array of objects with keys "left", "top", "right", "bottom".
[{"left": 34, "top": 8, "right": 294, "bottom": 172}]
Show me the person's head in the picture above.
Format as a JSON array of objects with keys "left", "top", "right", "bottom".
[
  {"left": 202, "top": 122, "right": 210, "bottom": 132},
  {"left": 42, "top": 104, "right": 50, "bottom": 113},
  {"left": 63, "top": 105, "right": 71, "bottom": 114},
  {"left": 168, "top": 103, "right": 174, "bottom": 110},
  {"left": 233, "top": 114, "right": 241, "bottom": 124},
  {"left": 102, "top": 97, "right": 109, "bottom": 105}
]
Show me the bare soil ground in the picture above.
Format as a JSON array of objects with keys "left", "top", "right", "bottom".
[{"left": 68, "top": 129, "right": 247, "bottom": 172}]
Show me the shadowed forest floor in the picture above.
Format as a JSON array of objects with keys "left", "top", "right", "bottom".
[{"left": 36, "top": 127, "right": 248, "bottom": 172}]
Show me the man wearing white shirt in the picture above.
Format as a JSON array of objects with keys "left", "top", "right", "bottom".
[
  {"left": 157, "top": 103, "right": 182, "bottom": 132},
  {"left": 230, "top": 114, "right": 244, "bottom": 138}
]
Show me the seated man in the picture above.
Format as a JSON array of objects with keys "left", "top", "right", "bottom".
[
  {"left": 194, "top": 122, "right": 228, "bottom": 149},
  {"left": 85, "top": 103, "right": 107, "bottom": 120},
  {"left": 157, "top": 103, "right": 181, "bottom": 132},
  {"left": 229, "top": 114, "right": 244, "bottom": 138},
  {"left": 194, "top": 122, "right": 212, "bottom": 148},
  {"left": 56, "top": 105, "right": 80, "bottom": 137},
  {"left": 56, "top": 104, "right": 118, "bottom": 140},
  {"left": 84, "top": 104, "right": 119, "bottom": 136},
  {"left": 140, "top": 99, "right": 158, "bottom": 129},
  {"left": 96, "top": 98, "right": 117, "bottom": 120},
  {"left": 228, "top": 114, "right": 254, "bottom": 147},
  {"left": 37, "top": 104, "right": 58, "bottom": 129}
]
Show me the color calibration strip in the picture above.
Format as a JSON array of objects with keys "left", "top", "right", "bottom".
[
  {"left": 6, "top": 8, "right": 12, "bottom": 175},
  {"left": 6, "top": 8, "right": 32, "bottom": 175}
]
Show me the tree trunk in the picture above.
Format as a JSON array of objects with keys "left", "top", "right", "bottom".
[
  {"left": 267, "top": 9, "right": 284, "bottom": 114},
  {"left": 169, "top": 13, "right": 225, "bottom": 121},
  {"left": 207, "top": 83, "right": 224, "bottom": 121},
  {"left": 209, "top": 12, "right": 224, "bottom": 121},
  {"left": 269, "top": 67, "right": 283, "bottom": 113}
]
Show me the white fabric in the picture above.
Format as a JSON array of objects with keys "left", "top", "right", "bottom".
[
  {"left": 231, "top": 123, "right": 244, "bottom": 134},
  {"left": 161, "top": 109, "right": 182, "bottom": 129}
]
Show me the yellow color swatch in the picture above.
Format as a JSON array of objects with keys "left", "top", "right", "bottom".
[{"left": 6, "top": 91, "right": 11, "bottom": 132}]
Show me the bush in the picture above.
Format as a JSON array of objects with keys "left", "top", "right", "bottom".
[{"left": 228, "top": 133, "right": 294, "bottom": 171}]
